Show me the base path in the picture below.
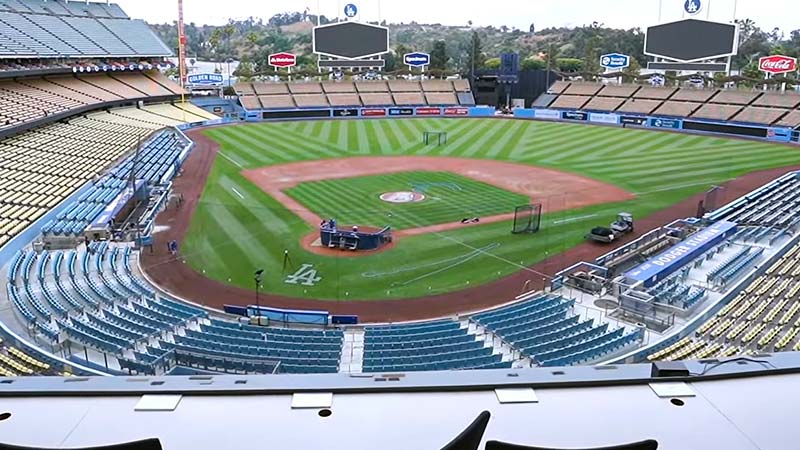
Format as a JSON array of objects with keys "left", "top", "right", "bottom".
[
  {"left": 141, "top": 125, "right": 800, "bottom": 323},
  {"left": 241, "top": 156, "right": 634, "bottom": 237}
]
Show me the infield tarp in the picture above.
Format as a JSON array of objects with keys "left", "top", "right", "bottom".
[{"left": 624, "top": 220, "right": 738, "bottom": 287}]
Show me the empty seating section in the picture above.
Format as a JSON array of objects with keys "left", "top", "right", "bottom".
[
  {"left": 0, "top": 336, "right": 64, "bottom": 376},
  {"left": 471, "top": 293, "right": 641, "bottom": 366},
  {"left": 363, "top": 320, "right": 508, "bottom": 372},
  {"left": 732, "top": 107, "right": 789, "bottom": 125},
  {"left": 547, "top": 80, "right": 570, "bottom": 94},
  {"left": 392, "top": 92, "right": 425, "bottom": 106},
  {"left": 0, "top": 106, "right": 194, "bottom": 245},
  {"left": 356, "top": 81, "right": 389, "bottom": 92},
  {"left": 237, "top": 80, "right": 471, "bottom": 109},
  {"left": 388, "top": 80, "right": 420, "bottom": 92},
  {"left": 582, "top": 97, "right": 625, "bottom": 111},
  {"left": 327, "top": 94, "right": 361, "bottom": 107},
  {"left": 549, "top": 95, "right": 589, "bottom": 109},
  {"left": 563, "top": 83, "right": 602, "bottom": 96},
  {"left": 754, "top": 92, "right": 800, "bottom": 108},
  {"left": 111, "top": 73, "right": 174, "bottom": 97},
  {"left": 425, "top": 92, "right": 458, "bottom": 105},
  {"left": 41, "top": 129, "right": 189, "bottom": 237},
  {"left": 258, "top": 95, "right": 295, "bottom": 109},
  {"left": 616, "top": 99, "right": 660, "bottom": 114},
  {"left": 360, "top": 92, "right": 393, "bottom": 106},
  {"left": 252, "top": 83, "right": 289, "bottom": 95},
  {"left": 0, "top": 72, "right": 183, "bottom": 131},
  {"left": 691, "top": 103, "right": 741, "bottom": 121},
  {"left": 775, "top": 110, "right": 800, "bottom": 128},
  {"left": 0, "top": 0, "right": 169, "bottom": 57},
  {"left": 287, "top": 83, "right": 323, "bottom": 94},
  {"left": 421, "top": 80, "right": 455, "bottom": 92},
  {"left": 144, "top": 103, "right": 216, "bottom": 123},
  {"left": 652, "top": 101, "right": 700, "bottom": 117},
  {"left": 453, "top": 79, "right": 470, "bottom": 92},
  {"left": 5, "top": 243, "right": 342, "bottom": 375},
  {"left": 292, "top": 94, "right": 329, "bottom": 108},
  {"left": 597, "top": 84, "right": 639, "bottom": 97},
  {"left": 96, "top": 19, "right": 172, "bottom": 56},
  {"left": 719, "top": 176, "right": 800, "bottom": 229},
  {"left": 650, "top": 239, "right": 800, "bottom": 361},
  {"left": 711, "top": 90, "right": 759, "bottom": 105},
  {"left": 670, "top": 89, "right": 716, "bottom": 102},
  {"left": 634, "top": 86, "right": 677, "bottom": 99},
  {"left": 322, "top": 81, "right": 357, "bottom": 93}
]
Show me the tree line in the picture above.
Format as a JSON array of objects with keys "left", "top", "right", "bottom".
[{"left": 148, "top": 12, "right": 800, "bottom": 84}]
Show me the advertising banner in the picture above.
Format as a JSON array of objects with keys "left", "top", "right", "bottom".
[
  {"left": 589, "top": 112, "right": 619, "bottom": 124},
  {"left": 416, "top": 107, "right": 442, "bottom": 116},
  {"left": 562, "top": 111, "right": 588, "bottom": 121},
  {"left": 361, "top": 108, "right": 387, "bottom": 117},
  {"left": 333, "top": 108, "right": 359, "bottom": 117},
  {"left": 648, "top": 117, "right": 682, "bottom": 129},
  {"left": 533, "top": 109, "right": 561, "bottom": 120},
  {"left": 388, "top": 108, "right": 414, "bottom": 116}
]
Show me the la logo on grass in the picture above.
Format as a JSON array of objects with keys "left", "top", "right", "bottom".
[{"left": 285, "top": 264, "right": 322, "bottom": 286}]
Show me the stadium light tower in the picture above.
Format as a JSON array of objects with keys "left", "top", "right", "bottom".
[
  {"left": 254, "top": 269, "right": 264, "bottom": 324},
  {"left": 177, "top": 0, "right": 188, "bottom": 90}
]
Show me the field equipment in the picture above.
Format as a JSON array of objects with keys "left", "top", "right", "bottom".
[
  {"left": 512, "top": 204, "right": 542, "bottom": 234},
  {"left": 587, "top": 212, "right": 634, "bottom": 243}
]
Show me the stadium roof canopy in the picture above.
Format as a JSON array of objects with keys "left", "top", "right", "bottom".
[{"left": 0, "top": 0, "right": 171, "bottom": 58}]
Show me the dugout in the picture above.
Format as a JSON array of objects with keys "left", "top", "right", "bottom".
[{"left": 320, "top": 220, "right": 392, "bottom": 251}]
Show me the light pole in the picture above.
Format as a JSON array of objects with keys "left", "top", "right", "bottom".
[
  {"left": 254, "top": 269, "right": 264, "bottom": 325},
  {"left": 226, "top": 58, "right": 234, "bottom": 89}
]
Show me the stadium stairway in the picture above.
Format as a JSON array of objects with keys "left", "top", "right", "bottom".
[
  {"left": 467, "top": 316, "right": 533, "bottom": 368},
  {"left": 339, "top": 328, "right": 364, "bottom": 373}
]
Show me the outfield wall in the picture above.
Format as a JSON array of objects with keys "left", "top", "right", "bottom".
[
  {"left": 237, "top": 104, "right": 799, "bottom": 144},
  {"left": 513, "top": 108, "right": 798, "bottom": 144}
]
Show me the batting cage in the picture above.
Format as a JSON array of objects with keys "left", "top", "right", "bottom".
[
  {"left": 512, "top": 204, "right": 542, "bottom": 234},
  {"left": 423, "top": 131, "right": 448, "bottom": 146}
]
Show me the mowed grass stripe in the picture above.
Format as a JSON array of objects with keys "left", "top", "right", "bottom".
[
  {"left": 435, "top": 120, "right": 501, "bottom": 155},
  {"left": 380, "top": 118, "right": 404, "bottom": 153},
  {"left": 405, "top": 118, "right": 479, "bottom": 155},
  {"left": 245, "top": 122, "right": 352, "bottom": 158},
  {"left": 207, "top": 128, "right": 277, "bottom": 166},
  {"left": 572, "top": 140, "right": 763, "bottom": 170},
  {"left": 587, "top": 146, "right": 793, "bottom": 175},
  {"left": 480, "top": 121, "right": 529, "bottom": 159},
  {"left": 346, "top": 120, "right": 361, "bottom": 153},
  {"left": 576, "top": 129, "right": 688, "bottom": 161},
  {"left": 236, "top": 126, "right": 328, "bottom": 162},
  {"left": 461, "top": 119, "right": 518, "bottom": 158},
  {"left": 362, "top": 120, "right": 385, "bottom": 153},
  {"left": 536, "top": 127, "right": 635, "bottom": 162}
]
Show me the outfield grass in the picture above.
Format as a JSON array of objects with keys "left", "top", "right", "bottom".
[
  {"left": 285, "top": 171, "right": 529, "bottom": 230},
  {"left": 183, "top": 118, "right": 800, "bottom": 300}
]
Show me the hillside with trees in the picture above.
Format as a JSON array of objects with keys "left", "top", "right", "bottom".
[{"left": 148, "top": 12, "right": 800, "bottom": 84}]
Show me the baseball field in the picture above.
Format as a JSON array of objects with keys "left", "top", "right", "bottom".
[{"left": 171, "top": 118, "right": 800, "bottom": 301}]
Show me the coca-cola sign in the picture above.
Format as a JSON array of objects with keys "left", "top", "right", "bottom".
[
  {"left": 268, "top": 52, "right": 297, "bottom": 68},
  {"left": 758, "top": 55, "right": 797, "bottom": 74}
]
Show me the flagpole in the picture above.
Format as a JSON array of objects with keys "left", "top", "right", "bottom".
[
  {"left": 657, "top": 0, "right": 663, "bottom": 23},
  {"left": 317, "top": 0, "right": 321, "bottom": 26}
]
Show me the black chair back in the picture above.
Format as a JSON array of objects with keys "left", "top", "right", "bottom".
[
  {"left": 440, "top": 410, "right": 491, "bottom": 450},
  {"left": 0, "top": 438, "right": 163, "bottom": 450},
  {"left": 485, "top": 438, "right": 658, "bottom": 450}
]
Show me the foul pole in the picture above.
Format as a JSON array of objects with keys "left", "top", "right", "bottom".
[{"left": 177, "top": 0, "right": 187, "bottom": 120}]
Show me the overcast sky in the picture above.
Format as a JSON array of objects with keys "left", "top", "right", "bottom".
[{"left": 116, "top": 0, "right": 797, "bottom": 33}]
